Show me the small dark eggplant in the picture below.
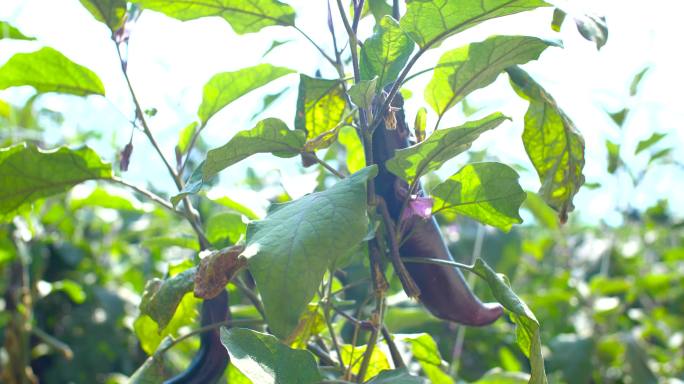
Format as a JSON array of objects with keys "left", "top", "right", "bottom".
[
  {"left": 371, "top": 90, "right": 503, "bottom": 326},
  {"left": 164, "top": 290, "right": 230, "bottom": 384}
]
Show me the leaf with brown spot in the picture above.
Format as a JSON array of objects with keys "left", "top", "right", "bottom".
[{"left": 194, "top": 245, "right": 246, "bottom": 299}]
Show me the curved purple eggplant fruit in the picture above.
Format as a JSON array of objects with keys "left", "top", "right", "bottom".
[
  {"left": 164, "top": 290, "right": 230, "bottom": 384},
  {"left": 371, "top": 90, "right": 503, "bottom": 326}
]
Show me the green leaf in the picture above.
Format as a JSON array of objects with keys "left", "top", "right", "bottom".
[
  {"left": 134, "top": 292, "right": 199, "bottom": 354},
  {"left": 400, "top": 334, "right": 454, "bottom": 384},
  {"left": 69, "top": 187, "right": 144, "bottom": 212},
  {"left": 551, "top": 9, "right": 566, "bottom": 32},
  {"left": 210, "top": 195, "right": 260, "bottom": 220},
  {"left": 340, "top": 343, "right": 390, "bottom": 380},
  {"left": 128, "top": 338, "right": 173, "bottom": 383},
  {"left": 432, "top": 162, "right": 526, "bottom": 232},
  {"left": 203, "top": 118, "right": 306, "bottom": 180},
  {"left": 606, "top": 140, "right": 620, "bottom": 174},
  {"left": 414, "top": 107, "right": 427, "bottom": 142},
  {"left": 366, "top": 369, "right": 429, "bottom": 384},
  {"left": 400, "top": 0, "right": 549, "bottom": 49},
  {"left": 0, "top": 99, "right": 10, "bottom": 119},
  {"left": 251, "top": 88, "right": 288, "bottom": 120},
  {"left": 177, "top": 122, "right": 198, "bottom": 155},
  {"left": 635, "top": 132, "right": 666, "bottom": 155},
  {"left": 0, "top": 47, "right": 105, "bottom": 96},
  {"left": 368, "top": 0, "right": 393, "bottom": 23},
  {"left": 475, "top": 370, "right": 530, "bottom": 383},
  {"left": 608, "top": 108, "right": 627, "bottom": 127},
  {"left": 0, "top": 21, "right": 35, "bottom": 40},
  {"left": 339, "top": 126, "right": 365, "bottom": 173},
  {"left": 262, "top": 39, "right": 291, "bottom": 57},
  {"left": 242, "top": 166, "right": 376, "bottom": 338},
  {"left": 630, "top": 67, "right": 649, "bottom": 96},
  {"left": 49, "top": 279, "right": 87, "bottom": 304},
  {"left": 295, "top": 75, "right": 347, "bottom": 139},
  {"left": 425, "top": 35, "right": 557, "bottom": 118},
  {"left": 78, "top": 0, "right": 127, "bottom": 32},
  {"left": 220, "top": 327, "right": 321, "bottom": 384},
  {"left": 507, "top": 66, "right": 585, "bottom": 222},
  {"left": 205, "top": 212, "right": 246, "bottom": 244},
  {"left": 360, "top": 16, "right": 415, "bottom": 89},
  {"left": 471, "top": 258, "right": 547, "bottom": 384},
  {"left": 131, "top": 0, "right": 295, "bottom": 34},
  {"left": 386, "top": 113, "right": 509, "bottom": 185},
  {"left": 0, "top": 143, "right": 112, "bottom": 220},
  {"left": 522, "top": 191, "right": 558, "bottom": 230},
  {"left": 349, "top": 77, "right": 378, "bottom": 110},
  {"left": 198, "top": 64, "right": 294, "bottom": 124},
  {"left": 171, "top": 161, "right": 205, "bottom": 206},
  {"left": 138, "top": 267, "right": 196, "bottom": 330}
]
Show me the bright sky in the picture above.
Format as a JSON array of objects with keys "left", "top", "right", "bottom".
[{"left": 1, "top": 0, "right": 683, "bottom": 225}]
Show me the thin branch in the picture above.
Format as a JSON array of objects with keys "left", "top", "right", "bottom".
[
  {"left": 156, "top": 318, "right": 263, "bottom": 356},
  {"left": 381, "top": 326, "right": 405, "bottom": 369},
  {"left": 110, "top": 177, "right": 177, "bottom": 213},
  {"left": 401, "top": 256, "right": 474, "bottom": 272},
  {"left": 233, "top": 277, "right": 266, "bottom": 320},
  {"left": 322, "top": 268, "right": 345, "bottom": 369},
  {"left": 302, "top": 152, "right": 345, "bottom": 179},
  {"left": 293, "top": 25, "right": 338, "bottom": 70},
  {"left": 351, "top": 0, "right": 365, "bottom": 33},
  {"left": 308, "top": 342, "right": 339, "bottom": 367},
  {"left": 392, "top": 0, "right": 400, "bottom": 19},
  {"left": 179, "top": 122, "right": 206, "bottom": 176},
  {"left": 332, "top": 277, "right": 370, "bottom": 296},
  {"left": 31, "top": 327, "right": 73, "bottom": 360}
]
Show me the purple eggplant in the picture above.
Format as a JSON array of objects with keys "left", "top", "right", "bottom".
[
  {"left": 371, "top": 91, "right": 503, "bottom": 326},
  {"left": 164, "top": 291, "right": 229, "bottom": 384}
]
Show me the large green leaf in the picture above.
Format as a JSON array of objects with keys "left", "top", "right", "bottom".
[
  {"left": 0, "top": 21, "right": 35, "bottom": 40},
  {"left": 507, "top": 67, "right": 584, "bottom": 222},
  {"left": 242, "top": 166, "right": 376, "bottom": 338},
  {"left": 205, "top": 211, "right": 246, "bottom": 244},
  {"left": 432, "top": 162, "right": 526, "bottom": 231},
  {"left": 198, "top": 64, "right": 294, "bottom": 124},
  {"left": 0, "top": 47, "right": 105, "bottom": 96},
  {"left": 360, "top": 16, "right": 415, "bottom": 89},
  {"left": 203, "top": 118, "right": 305, "bottom": 180},
  {"left": 386, "top": 113, "right": 509, "bottom": 185},
  {"left": 471, "top": 258, "right": 547, "bottom": 384},
  {"left": 400, "top": 0, "right": 549, "bottom": 49},
  {"left": 131, "top": 0, "right": 295, "bottom": 34},
  {"left": 400, "top": 334, "right": 454, "bottom": 384},
  {"left": 0, "top": 143, "right": 112, "bottom": 220},
  {"left": 220, "top": 327, "right": 321, "bottom": 384},
  {"left": 295, "top": 75, "right": 347, "bottom": 139},
  {"left": 426, "top": 35, "right": 557, "bottom": 117},
  {"left": 78, "top": 0, "right": 127, "bottom": 32}
]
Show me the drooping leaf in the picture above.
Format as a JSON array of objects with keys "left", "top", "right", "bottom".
[
  {"left": 295, "top": 75, "right": 347, "bottom": 139},
  {"left": 366, "top": 369, "right": 429, "bottom": 384},
  {"left": 203, "top": 118, "right": 305, "bottom": 180},
  {"left": 138, "top": 267, "right": 196, "bottom": 330},
  {"left": 220, "top": 327, "right": 321, "bottom": 384},
  {"left": 241, "top": 166, "right": 376, "bottom": 338},
  {"left": 348, "top": 77, "right": 378, "bottom": 110},
  {"left": 399, "top": 334, "right": 454, "bottom": 384},
  {"left": 205, "top": 211, "right": 246, "bottom": 244},
  {"left": 131, "top": 0, "right": 295, "bottom": 34},
  {"left": 360, "top": 16, "right": 415, "bottom": 89},
  {"left": 340, "top": 343, "right": 390, "bottom": 380},
  {"left": 425, "top": 35, "right": 557, "bottom": 118},
  {"left": 386, "top": 113, "right": 509, "bottom": 185},
  {"left": 432, "top": 162, "right": 526, "bottom": 232},
  {"left": 0, "top": 21, "right": 35, "bottom": 40},
  {"left": 0, "top": 47, "right": 105, "bottom": 96},
  {"left": 550, "top": 9, "right": 566, "bottom": 32},
  {"left": 507, "top": 66, "right": 585, "bottom": 223},
  {"left": 194, "top": 246, "right": 246, "bottom": 299},
  {"left": 198, "top": 64, "right": 294, "bottom": 124},
  {"left": 574, "top": 14, "right": 608, "bottom": 50},
  {"left": 635, "top": 132, "right": 666, "bottom": 155},
  {"left": 210, "top": 195, "right": 260, "bottom": 220},
  {"left": 400, "top": 0, "right": 549, "bottom": 49},
  {"left": 471, "top": 258, "right": 547, "bottom": 384},
  {"left": 606, "top": 140, "right": 620, "bottom": 174},
  {"left": 78, "top": 0, "right": 127, "bottom": 32},
  {"left": 0, "top": 143, "right": 112, "bottom": 220}
]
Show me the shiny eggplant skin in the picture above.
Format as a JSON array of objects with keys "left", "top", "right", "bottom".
[
  {"left": 164, "top": 290, "right": 230, "bottom": 384},
  {"left": 371, "top": 92, "right": 503, "bottom": 326}
]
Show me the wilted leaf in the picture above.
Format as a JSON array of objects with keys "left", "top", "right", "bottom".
[
  {"left": 507, "top": 66, "right": 585, "bottom": 223},
  {"left": 195, "top": 246, "right": 246, "bottom": 299},
  {"left": 386, "top": 113, "right": 509, "bottom": 185},
  {"left": 360, "top": 16, "right": 415, "bottom": 90},
  {"left": 241, "top": 166, "right": 376, "bottom": 338},
  {"left": 0, "top": 143, "right": 112, "bottom": 220},
  {"left": 432, "top": 162, "right": 526, "bottom": 231},
  {"left": 401, "top": 0, "right": 548, "bottom": 49},
  {"left": 426, "top": 35, "right": 557, "bottom": 118},
  {"left": 0, "top": 47, "right": 105, "bottom": 96},
  {"left": 131, "top": 0, "right": 295, "bottom": 34},
  {"left": 220, "top": 327, "right": 321, "bottom": 384},
  {"left": 203, "top": 118, "right": 305, "bottom": 180},
  {"left": 198, "top": 64, "right": 293, "bottom": 124}
]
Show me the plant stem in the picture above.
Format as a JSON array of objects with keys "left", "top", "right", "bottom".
[
  {"left": 323, "top": 268, "right": 345, "bottom": 369},
  {"left": 179, "top": 122, "right": 206, "bottom": 176},
  {"left": 233, "top": 277, "right": 267, "bottom": 320},
  {"left": 110, "top": 177, "right": 177, "bottom": 213},
  {"left": 301, "top": 152, "right": 345, "bottom": 179},
  {"left": 31, "top": 327, "right": 73, "bottom": 360},
  {"left": 156, "top": 318, "right": 263, "bottom": 356},
  {"left": 381, "top": 326, "right": 405, "bottom": 369},
  {"left": 401, "top": 256, "right": 474, "bottom": 272},
  {"left": 293, "top": 25, "right": 338, "bottom": 70},
  {"left": 392, "top": 0, "right": 400, "bottom": 19}
]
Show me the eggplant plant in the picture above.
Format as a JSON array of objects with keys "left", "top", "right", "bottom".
[{"left": 0, "top": 0, "right": 609, "bottom": 383}]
